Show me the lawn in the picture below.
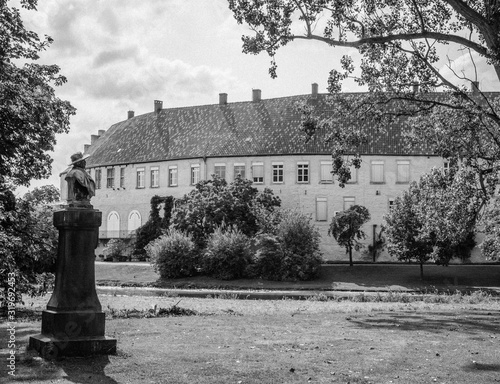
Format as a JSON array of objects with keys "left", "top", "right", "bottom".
[
  {"left": 2, "top": 263, "right": 499, "bottom": 383},
  {"left": 95, "top": 262, "right": 500, "bottom": 293},
  {"left": 1, "top": 295, "right": 500, "bottom": 384}
]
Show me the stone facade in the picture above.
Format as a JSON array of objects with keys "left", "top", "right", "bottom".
[{"left": 87, "top": 153, "right": 446, "bottom": 261}]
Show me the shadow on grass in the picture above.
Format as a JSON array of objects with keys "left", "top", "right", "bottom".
[
  {"left": 51, "top": 355, "right": 118, "bottom": 384},
  {"left": 0, "top": 323, "right": 119, "bottom": 384},
  {"left": 143, "top": 264, "right": 500, "bottom": 293},
  {"left": 348, "top": 310, "right": 500, "bottom": 335},
  {"left": 462, "top": 362, "right": 500, "bottom": 372},
  {"left": 12, "top": 354, "right": 119, "bottom": 384}
]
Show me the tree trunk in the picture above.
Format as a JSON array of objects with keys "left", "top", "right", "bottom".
[
  {"left": 349, "top": 245, "right": 353, "bottom": 267},
  {"left": 420, "top": 261, "right": 424, "bottom": 280}
]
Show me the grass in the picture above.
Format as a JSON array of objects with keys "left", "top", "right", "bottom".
[
  {"left": 95, "top": 262, "right": 500, "bottom": 294},
  {"left": 1, "top": 263, "right": 498, "bottom": 383},
  {"left": 2, "top": 296, "right": 500, "bottom": 384}
]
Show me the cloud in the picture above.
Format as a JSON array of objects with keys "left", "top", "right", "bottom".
[
  {"left": 78, "top": 57, "right": 238, "bottom": 106},
  {"left": 93, "top": 46, "right": 141, "bottom": 68}
]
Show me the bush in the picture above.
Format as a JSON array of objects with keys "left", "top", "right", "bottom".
[
  {"left": 104, "top": 239, "right": 130, "bottom": 261},
  {"left": 254, "top": 210, "right": 323, "bottom": 281},
  {"left": 146, "top": 229, "right": 199, "bottom": 279},
  {"left": 171, "top": 176, "right": 280, "bottom": 249},
  {"left": 202, "top": 226, "right": 253, "bottom": 280},
  {"left": 253, "top": 234, "right": 284, "bottom": 280}
]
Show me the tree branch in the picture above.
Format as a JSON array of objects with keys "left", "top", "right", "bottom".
[{"left": 290, "top": 31, "right": 490, "bottom": 58}]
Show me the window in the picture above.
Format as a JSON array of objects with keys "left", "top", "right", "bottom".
[
  {"left": 316, "top": 197, "right": 328, "bottom": 221},
  {"left": 320, "top": 161, "right": 333, "bottom": 183},
  {"left": 234, "top": 164, "right": 246, "bottom": 180},
  {"left": 272, "top": 163, "right": 284, "bottom": 183},
  {"left": 120, "top": 167, "right": 125, "bottom": 188},
  {"left": 106, "top": 168, "right": 115, "bottom": 188},
  {"left": 343, "top": 197, "right": 355, "bottom": 211},
  {"left": 443, "top": 161, "right": 450, "bottom": 174},
  {"left": 370, "top": 161, "right": 384, "bottom": 183},
  {"left": 397, "top": 161, "right": 410, "bottom": 183},
  {"left": 136, "top": 168, "right": 145, "bottom": 188},
  {"left": 388, "top": 198, "right": 395, "bottom": 210},
  {"left": 297, "top": 162, "right": 309, "bottom": 183},
  {"left": 151, "top": 167, "right": 159, "bottom": 188},
  {"left": 347, "top": 164, "right": 358, "bottom": 184},
  {"left": 128, "top": 210, "right": 142, "bottom": 233},
  {"left": 107, "top": 211, "right": 120, "bottom": 238},
  {"left": 252, "top": 163, "right": 264, "bottom": 183},
  {"left": 214, "top": 164, "right": 226, "bottom": 180},
  {"left": 95, "top": 169, "right": 102, "bottom": 189},
  {"left": 168, "top": 166, "right": 177, "bottom": 186},
  {"left": 191, "top": 164, "right": 200, "bottom": 185}
]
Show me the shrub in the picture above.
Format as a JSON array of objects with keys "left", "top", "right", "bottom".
[
  {"left": 105, "top": 239, "right": 130, "bottom": 261},
  {"left": 253, "top": 234, "right": 284, "bottom": 280},
  {"left": 254, "top": 210, "right": 323, "bottom": 281},
  {"left": 202, "top": 226, "right": 253, "bottom": 280},
  {"left": 146, "top": 229, "right": 198, "bottom": 279}
]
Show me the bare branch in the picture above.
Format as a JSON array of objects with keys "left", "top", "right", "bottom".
[{"left": 290, "top": 31, "right": 490, "bottom": 58}]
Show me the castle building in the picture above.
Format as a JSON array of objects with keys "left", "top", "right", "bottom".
[{"left": 83, "top": 84, "right": 452, "bottom": 261}]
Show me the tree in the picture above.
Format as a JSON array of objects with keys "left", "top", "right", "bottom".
[
  {"left": 328, "top": 205, "right": 370, "bottom": 266},
  {"left": 384, "top": 167, "right": 480, "bottom": 279},
  {"left": 1, "top": 0, "right": 75, "bottom": 188},
  {"left": 228, "top": 1, "right": 500, "bottom": 201},
  {"left": 134, "top": 195, "right": 174, "bottom": 258},
  {"left": 1, "top": 0, "right": 74, "bottom": 305},
  {"left": 480, "top": 196, "right": 500, "bottom": 261},
  {"left": 171, "top": 175, "right": 281, "bottom": 248},
  {"left": 1, "top": 185, "right": 60, "bottom": 305}
]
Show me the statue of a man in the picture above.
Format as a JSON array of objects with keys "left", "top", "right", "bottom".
[{"left": 65, "top": 152, "right": 95, "bottom": 207}]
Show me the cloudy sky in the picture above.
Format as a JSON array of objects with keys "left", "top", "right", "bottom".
[{"left": 16, "top": 0, "right": 500, "bottom": 194}]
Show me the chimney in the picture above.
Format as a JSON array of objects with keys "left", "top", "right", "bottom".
[
  {"left": 219, "top": 93, "right": 228, "bottom": 105},
  {"left": 98, "top": 129, "right": 106, "bottom": 136},
  {"left": 91, "top": 134, "right": 100, "bottom": 145},
  {"left": 471, "top": 81, "right": 480, "bottom": 95},
  {"left": 252, "top": 89, "right": 261, "bottom": 102},
  {"left": 154, "top": 100, "right": 163, "bottom": 113},
  {"left": 127, "top": 110, "right": 135, "bottom": 119},
  {"left": 311, "top": 83, "right": 318, "bottom": 99},
  {"left": 84, "top": 144, "right": 91, "bottom": 153}
]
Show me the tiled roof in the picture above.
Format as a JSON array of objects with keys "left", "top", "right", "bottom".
[{"left": 85, "top": 93, "right": 456, "bottom": 167}]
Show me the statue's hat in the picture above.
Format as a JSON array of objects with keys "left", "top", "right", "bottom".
[{"left": 68, "top": 152, "right": 90, "bottom": 166}]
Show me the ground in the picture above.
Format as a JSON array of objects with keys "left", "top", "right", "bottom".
[
  {"left": 1, "top": 263, "right": 499, "bottom": 383},
  {"left": 95, "top": 262, "right": 500, "bottom": 293}
]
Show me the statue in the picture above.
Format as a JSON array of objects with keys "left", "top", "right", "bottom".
[
  {"left": 29, "top": 151, "right": 117, "bottom": 358},
  {"left": 65, "top": 152, "right": 95, "bottom": 207}
]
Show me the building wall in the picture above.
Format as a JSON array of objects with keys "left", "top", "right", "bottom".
[{"left": 88, "top": 153, "right": 451, "bottom": 262}]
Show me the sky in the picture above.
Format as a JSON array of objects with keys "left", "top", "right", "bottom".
[{"left": 15, "top": 0, "right": 500, "bottom": 195}]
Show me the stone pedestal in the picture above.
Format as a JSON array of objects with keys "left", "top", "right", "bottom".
[{"left": 29, "top": 208, "right": 117, "bottom": 358}]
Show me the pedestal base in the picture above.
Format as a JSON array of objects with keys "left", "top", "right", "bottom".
[
  {"left": 28, "top": 309, "right": 116, "bottom": 358},
  {"left": 29, "top": 334, "right": 117, "bottom": 359},
  {"left": 41, "top": 310, "right": 105, "bottom": 338}
]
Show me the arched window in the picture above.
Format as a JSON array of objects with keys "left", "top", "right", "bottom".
[
  {"left": 128, "top": 210, "right": 142, "bottom": 234},
  {"left": 107, "top": 211, "right": 120, "bottom": 238}
]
